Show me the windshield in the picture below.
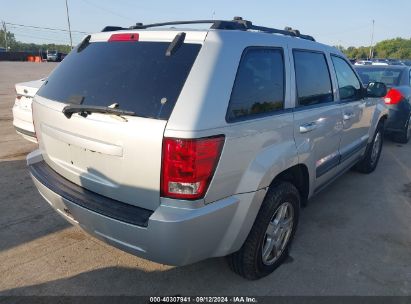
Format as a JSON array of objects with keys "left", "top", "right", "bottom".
[
  {"left": 37, "top": 41, "right": 201, "bottom": 120},
  {"left": 355, "top": 67, "right": 403, "bottom": 87}
]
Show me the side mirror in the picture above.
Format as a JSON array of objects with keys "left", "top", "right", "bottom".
[{"left": 366, "top": 82, "right": 387, "bottom": 98}]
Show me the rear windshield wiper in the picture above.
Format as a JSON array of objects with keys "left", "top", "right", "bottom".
[{"left": 62, "top": 105, "right": 135, "bottom": 119}]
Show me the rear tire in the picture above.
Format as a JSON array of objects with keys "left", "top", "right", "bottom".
[
  {"left": 227, "top": 182, "right": 300, "bottom": 280},
  {"left": 355, "top": 121, "right": 384, "bottom": 174}
]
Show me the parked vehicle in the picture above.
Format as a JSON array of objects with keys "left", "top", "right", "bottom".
[
  {"left": 27, "top": 18, "right": 388, "bottom": 280},
  {"left": 355, "top": 65, "right": 411, "bottom": 143},
  {"left": 46, "top": 50, "right": 59, "bottom": 62},
  {"left": 372, "top": 62, "right": 389, "bottom": 66},
  {"left": 355, "top": 60, "right": 373, "bottom": 66},
  {"left": 386, "top": 59, "right": 405, "bottom": 66},
  {"left": 371, "top": 58, "right": 389, "bottom": 64},
  {"left": 13, "top": 79, "right": 45, "bottom": 143},
  {"left": 400, "top": 60, "right": 411, "bottom": 67}
]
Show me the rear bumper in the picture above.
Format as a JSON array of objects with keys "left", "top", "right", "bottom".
[
  {"left": 15, "top": 127, "right": 37, "bottom": 143},
  {"left": 385, "top": 105, "right": 410, "bottom": 133},
  {"left": 28, "top": 151, "right": 265, "bottom": 266}
]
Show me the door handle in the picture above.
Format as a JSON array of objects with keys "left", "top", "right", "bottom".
[
  {"left": 343, "top": 113, "right": 355, "bottom": 121},
  {"left": 299, "top": 122, "right": 317, "bottom": 133}
]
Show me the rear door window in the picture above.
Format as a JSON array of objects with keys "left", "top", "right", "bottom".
[
  {"left": 37, "top": 41, "right": 201, "bottom": 120},
  {"left": 331, "top": 55, "right": 362, "bottom": 101},
  {"left": 293, "top": 50, "right": 334, "bottom": 107},
  {"left": 226, "top": 47, "right": 285, "bottom": 122}
]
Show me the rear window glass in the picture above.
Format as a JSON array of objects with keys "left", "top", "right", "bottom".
[
  {"left": 226, "top": 48, "right": 285, "bottom": 122},
  {"left": 37, "top": 41, "right": 201, "bottom": 120},
  {"left": 355, "top": 68, "right": 403, "bottom": 87}
]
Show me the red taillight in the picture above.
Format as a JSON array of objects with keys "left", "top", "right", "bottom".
[
  {"left": 161, "top": 136, "right": 225, "bottom": 200},
  {"left": 108, "top": 33, "right": 139, "bottom": 42},
  {"left": 384, "top": 88, "right": 403, "bottom": 105}
]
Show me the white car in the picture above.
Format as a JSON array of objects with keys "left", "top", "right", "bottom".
[
  {"left": 372, "top": 62, "right": 389, "bottom": 66},
  {"left": 12, "top": 79, "right": 45, "bottom": 143},
  {"left": 47, "top": 50, "right": 59, "bottom": 62},
  {"left": 354, "top": 60, "right": 373, "bottom": 66}
]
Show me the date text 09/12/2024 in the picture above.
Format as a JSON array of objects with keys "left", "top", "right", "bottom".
[{"left": 149, "top": 296, "right": 258, "bottom": 303}]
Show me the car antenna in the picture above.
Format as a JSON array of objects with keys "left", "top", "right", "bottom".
[{"left": 157, "top": 97, "right": 168, "bottom": 118}]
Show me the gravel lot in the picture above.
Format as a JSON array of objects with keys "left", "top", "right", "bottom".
[{"left": 0, "top": 62, "right": 410, "bottom": 296}]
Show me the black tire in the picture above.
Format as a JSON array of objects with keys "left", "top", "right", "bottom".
[
  {"left": 393, "top": 115, "right": 411, "bottom": 144},
  {"left": 227, "top": 182, "right": 300, "bottom": 280},
  {"left": 355, "top": 121, "right": 384, "bottom": 174}
]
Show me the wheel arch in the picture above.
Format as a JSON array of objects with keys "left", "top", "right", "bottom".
[
  {"left": 217, "top": 163, "right": 310, "bottom": 257},
  {"left": 269, "top": 163, "right": 310, "bottom": 206}
]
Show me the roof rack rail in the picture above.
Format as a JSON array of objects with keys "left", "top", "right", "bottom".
[
  {"left": 102, "top": 17, "right": 315, "bottom": 41},
  {"left": 101, "top": 26, "right": 127, "bottom": 32}
]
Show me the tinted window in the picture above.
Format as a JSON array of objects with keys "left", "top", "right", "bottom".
[
  {"left": 331, "top": 56, "right": 362, "bottom": 101},
  {"left": 37, "top": 41, "right": 201, "bottom": 120},
  {"left": 294, "top": 50, "right": 333, "bottom": 106},
  {"left": 227, "top": 48, "right": 284, "bottom": 122},
  {"left": 355, "top": 67, "right": 403, "bottom": 87}
]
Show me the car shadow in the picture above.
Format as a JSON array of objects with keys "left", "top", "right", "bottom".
[
  {"left": 0, "top": 258, "right": 260, "bottom": 296},
  {"left": 0, "top": 159, "right": 70, "bottom": 252}
]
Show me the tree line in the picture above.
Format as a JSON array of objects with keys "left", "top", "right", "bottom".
[
  {"left": 0, "top": 30, "right": 71, "bottom": 53},
  {"left": 337, "top": 37, "right": 411, "bottom": 60}
]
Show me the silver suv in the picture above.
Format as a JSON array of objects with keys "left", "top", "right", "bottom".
[{"left": 28, "top": 18, "right": 388, "bottom": 280}]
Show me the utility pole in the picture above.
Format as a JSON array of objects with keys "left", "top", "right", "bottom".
[
  {"left": 369, "top": 19, "right": 375, "bottom": 60},
  {"left": 1, "top": 21, "right": 7, "bottom": 51},
  {"left": 65, "top": 0, "right": 73, "bottom": 49}
]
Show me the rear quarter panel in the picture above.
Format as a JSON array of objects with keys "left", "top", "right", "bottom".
[{"left": 165, "top": 31, "right": 298, "bottom": 203}]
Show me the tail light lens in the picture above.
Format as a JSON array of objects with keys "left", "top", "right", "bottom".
[
  {"left": 108, "top": 33, "right": 139, "bottom": 42},
  {"left": 161, "top": 136, "right": 225, "bottom": 200},
  {"left": 384, "top": 88, "right": 403, "bottom": 105},
  {"left": 15, "top": 95, "right": 22, "bottom": 106}
]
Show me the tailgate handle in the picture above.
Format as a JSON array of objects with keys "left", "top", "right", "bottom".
[{"left": 42, "top": 124, "right": 123, "bottom": 157}]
